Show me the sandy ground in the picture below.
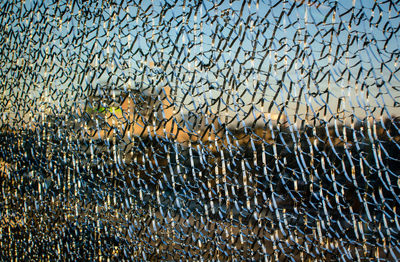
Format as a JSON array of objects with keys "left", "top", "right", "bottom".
[{"left": 0, "top": 131, "right": 399, "bottom": 261}]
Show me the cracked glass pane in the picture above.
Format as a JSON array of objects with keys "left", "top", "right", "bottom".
[{"left": 1, "top": 0, "right": 400, "bottom": 260}]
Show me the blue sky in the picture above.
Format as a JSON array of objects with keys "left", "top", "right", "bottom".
[{"left": 3, "top": 0, "right": 400, "bottom": 127}]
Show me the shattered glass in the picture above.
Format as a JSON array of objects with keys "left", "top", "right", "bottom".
[{"left": 1, "top": 0, "right": 400, "bottom": 260}]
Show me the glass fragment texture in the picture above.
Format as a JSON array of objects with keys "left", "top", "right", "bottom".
[{"left": 1, "top": 0, "right": 400, "bottom": 260}]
